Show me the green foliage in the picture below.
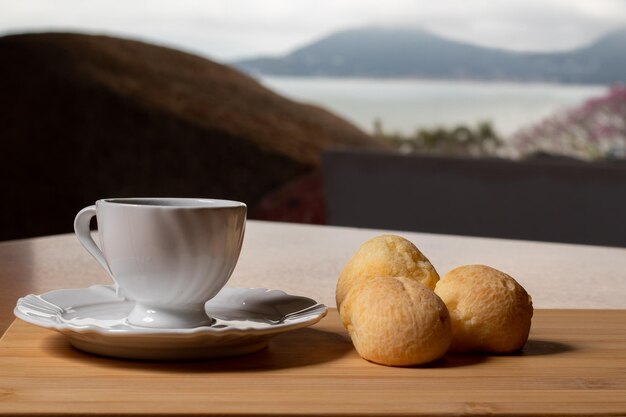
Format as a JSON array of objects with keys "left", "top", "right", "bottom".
[{"left": 378, "top": 121, "right": 503, "bottom": 157}]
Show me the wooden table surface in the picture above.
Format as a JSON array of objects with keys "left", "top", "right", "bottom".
[
  {"left": 2, "top": 309, "right": 626, "bottom": 416},
  {"left": 1, "top": 220, "right": 626, "bottom": 416}
]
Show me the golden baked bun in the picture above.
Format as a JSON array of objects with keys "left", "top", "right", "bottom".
[
  {"left": 336, "top": 235, "right": 439, "bottom": 308},
  {"left": 435, "top": 265, "right": 533, "bottom": 353},
  {"left": 340, "top": 276, "right": 452, "bottom": 366}
]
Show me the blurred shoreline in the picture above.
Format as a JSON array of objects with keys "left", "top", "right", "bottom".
[{"left": 260, "top": 76, "right": 607, "bottom": 138}]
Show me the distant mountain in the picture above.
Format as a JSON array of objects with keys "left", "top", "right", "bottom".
[
  {"left": 526, "top": 28, "right": 626, "bottom": 84},
  {"left": 234, "top": 27, "right": 626, "bottom": 84},
  {"left": 0, "top": 33, "right": 383, "bottom": 239}
]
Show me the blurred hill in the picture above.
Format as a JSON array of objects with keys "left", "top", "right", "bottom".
[
  {"left": 0, "top": 32, "right": 382, "bottom": 240},
  {"left": 235, "top": 26, "right": 626, "bottom": 84}
]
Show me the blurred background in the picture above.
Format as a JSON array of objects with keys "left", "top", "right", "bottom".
[{"left": 1, "top": 0, "right": 625, "bottom": 245}]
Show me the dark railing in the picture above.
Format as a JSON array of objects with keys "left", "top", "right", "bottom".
[{"left": 322, "top": 149, "right": 626, "bottom": 247}]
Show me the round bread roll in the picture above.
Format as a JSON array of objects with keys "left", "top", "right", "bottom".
[
  {"left": 435, "top": 265, "right": 533, "bottom": 353},
  {"left": 340, "top": 276, "right": 452, "bottom": 366},
  {"left": 336, "top": 235, "right": 439, "bottom": 308}
]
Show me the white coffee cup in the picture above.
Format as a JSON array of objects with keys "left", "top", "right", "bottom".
[{"left": 74, "top": 198, "right": 246, "bottom": 328}]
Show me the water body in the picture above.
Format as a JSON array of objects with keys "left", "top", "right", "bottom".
[{"left": 260, "top": 76, "right": 607, "bottom": 137}]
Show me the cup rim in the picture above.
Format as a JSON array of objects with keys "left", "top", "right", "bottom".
[{"left": 97, "top": 198, "right": 247, "bottom": 209}]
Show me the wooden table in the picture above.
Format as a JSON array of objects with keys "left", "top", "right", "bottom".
[{"left": 1, "top": 220, "right": 626, "bottom": 416}]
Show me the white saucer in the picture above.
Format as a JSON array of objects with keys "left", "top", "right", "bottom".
[{"left": 14, "top": 285, "right": 327, "bottom": 360}]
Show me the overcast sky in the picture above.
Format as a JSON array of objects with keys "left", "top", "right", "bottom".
[{"left": 2, "top": 0, "right": 626, "bottom": 61}]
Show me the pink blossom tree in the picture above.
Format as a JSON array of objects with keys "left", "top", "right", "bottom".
[{"left": 511, "top": 84, "right": 626, "bottom": 160}]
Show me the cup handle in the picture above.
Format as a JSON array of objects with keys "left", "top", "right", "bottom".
[{"left": 74, "top": 205, "right": 112, "bottom": 276}]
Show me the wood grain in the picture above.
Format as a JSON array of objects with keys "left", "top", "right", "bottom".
[{"left": 1, "top": 309, "right": 625, "bottom": 416}]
